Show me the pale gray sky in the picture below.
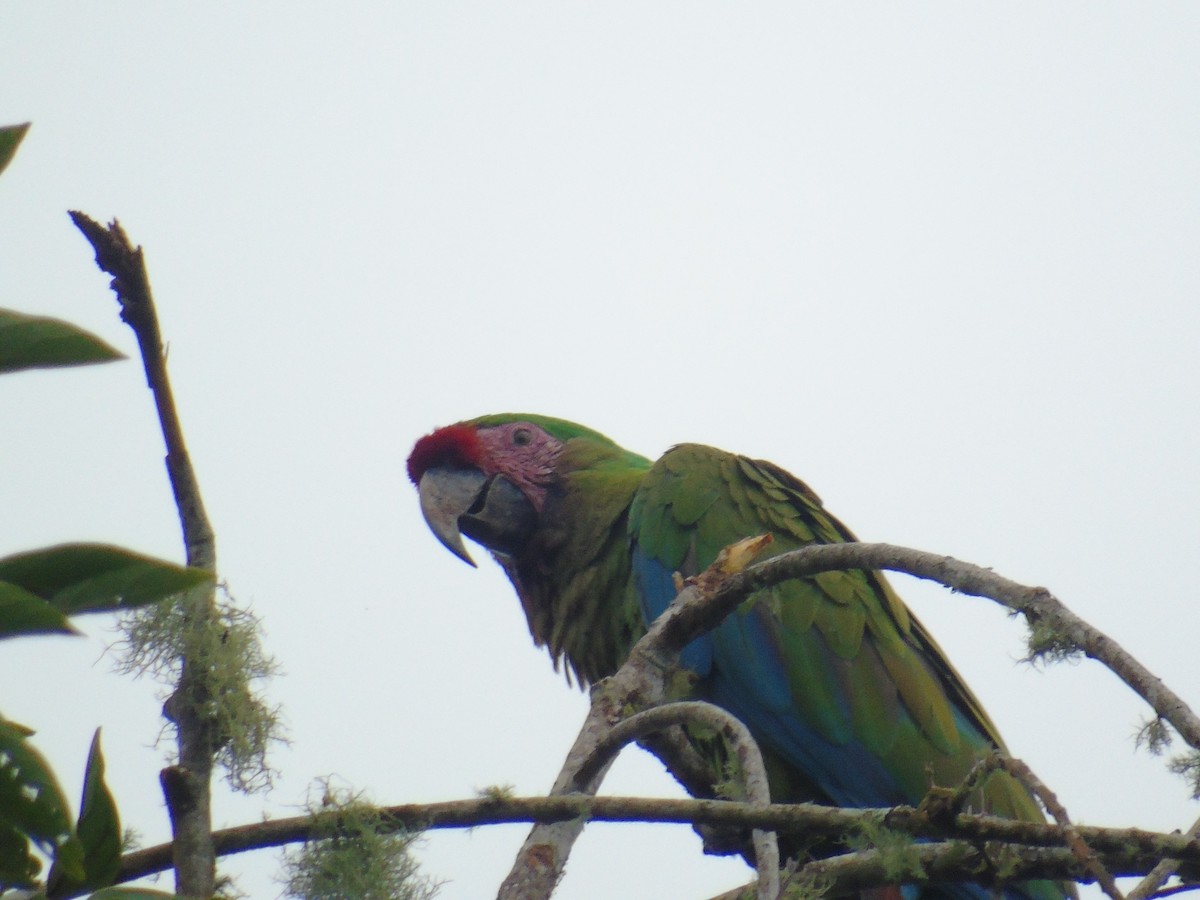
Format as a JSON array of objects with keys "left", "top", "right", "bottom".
[{"left": 2, "top": 4, "right": 1199, "bottom": 898}]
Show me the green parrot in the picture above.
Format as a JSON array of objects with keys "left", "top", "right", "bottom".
[{"left": 408, "top": 414, "right": 1067, "bottom": 900}]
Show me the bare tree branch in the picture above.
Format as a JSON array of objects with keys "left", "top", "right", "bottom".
[
  {"left": 712, "top": 542, "right": 1200, "bottom": 755},
  {"left": 70, "top": 212, "right": 220, "bottom": 899}
]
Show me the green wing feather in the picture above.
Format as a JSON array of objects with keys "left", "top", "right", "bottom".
[{"left": 630, "top": 443, "right": 1045, "bottom": 824}]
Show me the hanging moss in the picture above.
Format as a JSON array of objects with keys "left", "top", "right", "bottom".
[
  {"left": 1021, "top": 618, "right": 1082, "bottom": 666},
  {"left": 113, "top": 584, "right": 284, "bottom": 792},
  {"left": 279, "top": 779, "right": 439, "bottom": 900}
]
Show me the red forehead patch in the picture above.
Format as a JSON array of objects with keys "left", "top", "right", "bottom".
[{"left": 406, "top": 424, "right": 484, "bottom": 484}]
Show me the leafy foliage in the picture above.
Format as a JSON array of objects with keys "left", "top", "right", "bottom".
[
  {"left": 0, "top": 544, "right": 212, "bottom": 634},
  {"left": 0, "top": 718, "right": 82, "bottom": 890},
  {"left": 0, "top": 558, "right": 205, "bottom": 889},
  {"left": 0, "top": 126, "right": 125, "bottom": 377},
  {"left": 0, "top": 580, "right": 77, "bottom": 640},
  {"left": 0, "top": 308, "right": 125, "bottom": 375},
  {"left": 0, "top": 122, "right": 194, "bottom": 897},
  {"left": 46, "top": 730, "right": 122, "bottom": 896},
  {"left": 0, "top": 123, "right": 29, "bottom": 177}
]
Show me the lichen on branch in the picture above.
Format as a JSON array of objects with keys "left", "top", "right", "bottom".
[{"left": 114, "top": 584, "right": 283, "bottom": 792}]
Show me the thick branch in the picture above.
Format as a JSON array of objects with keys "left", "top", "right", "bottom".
[
  {"left": 1128, "top": 814, "right": 1200, "bottom": 900},
  {"left": 95, "top": 794, "right": 1200, "bottom": 898},
  {"left": 71, "top": 212, "right": 219, "bottom": 899},
  {"left": 712, "top": 843, "right": 1116, "bottom": 900}
]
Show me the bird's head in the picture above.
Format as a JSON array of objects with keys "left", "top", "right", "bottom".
[
  {"left": 406, "top": 417, "right": 563, "bottom": 566},
  {"left": 409, "top": 414, "right": 645, "bottom": 567}
]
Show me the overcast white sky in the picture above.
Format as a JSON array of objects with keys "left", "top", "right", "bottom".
[{"left": 2, "top": 4, "right": 1199, "bottom": 898}]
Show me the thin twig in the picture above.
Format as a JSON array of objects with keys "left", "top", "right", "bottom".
[
  {"left": 1145, "top": 883, "right": 1200, "bottom": 900},
  {"left": 70, "top": 212, "right": 220, "bottom": 899},
  {"left": 938, "top": 754, "right": 1002, "bottom": 817}
]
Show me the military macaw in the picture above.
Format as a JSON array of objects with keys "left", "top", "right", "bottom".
[{"left": 408, "top": 414, "right": 1066, "bottom": 900}]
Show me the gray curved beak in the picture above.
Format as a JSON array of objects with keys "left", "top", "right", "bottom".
[
  {"left": 418, "top": 467, "right": 487, "bottom": 566},
  {"left": 417, "top": 467, "right": 538, "bottom": 566}
]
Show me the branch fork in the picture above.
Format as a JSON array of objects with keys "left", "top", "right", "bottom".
[{"left": 498, "top": 536, "right": 782, "bottom": 900}]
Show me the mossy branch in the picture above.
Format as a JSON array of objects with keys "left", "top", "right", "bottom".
[{"left": 73, "top": 793, "right": 1200, "bottom": 899}]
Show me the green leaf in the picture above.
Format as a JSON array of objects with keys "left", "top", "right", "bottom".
[
  {"left": 0, "top": 544, "right": 212, "bottom": 617},
  {"left": 0, "top": 718, "right": 84, "bottom": 883},
  {"left": 2, "top": 719, "right": 34, "bottom": 738},
  {"left": 0, "top": 581, "right": 77, "bottom": 640},
  {"left": 0, "top": 822, "right": 41, "bottom": 890},
  {"left": 0, "top": 123, "right": 30, "bottom": 178},
  {"left": 77, "top": 730, "right": 121, "bottom": 888},
  {"left": 86, "top": 889, "right": 185, "bottom": 899},
  {"left": 48, "top": 730, "right": 121, "bottom": 894},
  {"left": 0, "top": 308, "right": 125, "bottom": 375}
]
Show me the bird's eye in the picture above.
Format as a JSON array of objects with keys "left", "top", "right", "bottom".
[{"left": 512, "top": 427, "right": 533, "bottom": 446}]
